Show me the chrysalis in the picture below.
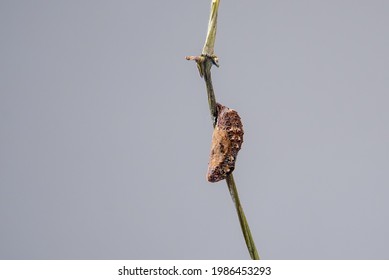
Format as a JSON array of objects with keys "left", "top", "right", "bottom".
[{"left": 207, "top": 103, "right": 244, "bottom": 182}]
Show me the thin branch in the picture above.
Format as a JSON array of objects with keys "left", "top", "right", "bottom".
[
  {"left": 186, "top": 0, "right": 260, "bottom": 260},
  {"left": 202, "top": 0, "right": 220, "bottom": 125},
  {"left": 202, "top": 0, "right": 220, "bottom": 56},
  {"left": 226, "top": 174, "right": 260, "bottom": 260},
  {"left": 185, "top": 55, "right": 218, "bottom": 125},
  {"left": 203, "top": 59, "right": 218, "bottom": 126}
]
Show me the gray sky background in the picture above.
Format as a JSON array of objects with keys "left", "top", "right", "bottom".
[{"left": 1, "top": 1, "right": 388, "bottom": 260}]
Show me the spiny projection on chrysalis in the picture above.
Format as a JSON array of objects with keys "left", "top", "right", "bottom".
[{"left": 207, "top": 103, "right": 244, "bottom": 182}]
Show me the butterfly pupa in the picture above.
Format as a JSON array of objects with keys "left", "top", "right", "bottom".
[{"left": 207, "top": 103, "right": 244, "bottom": 182}]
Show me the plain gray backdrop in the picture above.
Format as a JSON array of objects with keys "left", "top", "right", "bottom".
[{"left": 1, "top": 0, "right": 388, "bottom": 259}]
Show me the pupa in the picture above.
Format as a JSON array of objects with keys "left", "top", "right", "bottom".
[{"left": 207, "top": 103, "right": 244, "bottom": 182}]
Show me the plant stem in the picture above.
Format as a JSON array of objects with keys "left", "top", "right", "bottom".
[
  {"left": 226, "top": 174, "right": 260, "bottom": 260},
  {"left": 202, "top": 0, "right": 220, "bottom": 56},
  {"left": 203, "top": 59, "right": 218, "bottom": 126},
  {"left": 186, "top": 0, "right": 260, "bottom": 260}
]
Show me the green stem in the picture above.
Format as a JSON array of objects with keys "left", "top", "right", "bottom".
[
  {"left": 186, "top": 0, "right": 261, "bottom": 260},
  {"left": 226, "top": 174, "right": 260, "bottom": 260},
  {"left": 203, "top": 58, "right": 218, "bottom": 126},
  {"left": 202, "top": 0, "right": 220, "bottom": 56}
]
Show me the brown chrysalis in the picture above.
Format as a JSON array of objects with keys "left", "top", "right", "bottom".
[{"left": 207, "top": 103, "right": 244, "bottom": 182}]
